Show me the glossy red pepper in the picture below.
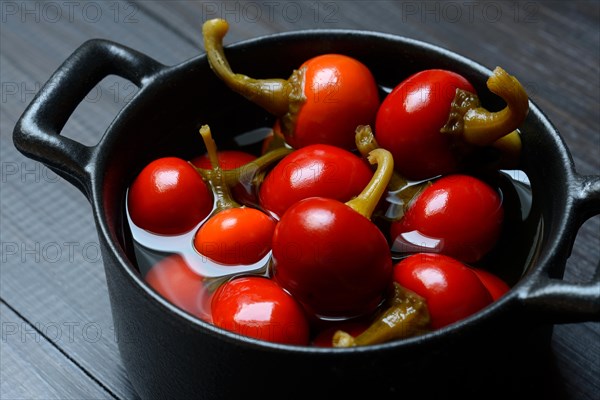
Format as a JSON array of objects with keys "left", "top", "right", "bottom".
[
  {"left": 375, "top": 68, "right": 529, "bottom": 180},
  {"left": 202, "top": 18, "right": 380, "bottom": 150},
  {"left": 211, "top": 276, "right": 310, "bottom": 345},
  {"left": 393, "top": 253, "right": 493, "bottom": 329},
  {"left": 272, "top": 148, "right": 394, "bottom": 319},
  {"left": 390, "top": 174, "right": 504, "bottom": 263},
  {"left": 259, "top": 143, "right": 373, "bottom": 218},
  {"left": 128, "top": 157, "right": 212, "bottom": 235},
  {"left": 194, "top": 207, "right": 276, "bottom": 265},
  {"left": 375, "top": 69, "right": 475, "bottom": 180},
  {"left": 193, "top": 126, "right": 276, "bottom": 265}
]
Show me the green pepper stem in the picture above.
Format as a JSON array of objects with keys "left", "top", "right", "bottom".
[
  {"left": 333, "top": 283, "right": 430, "bottom": 347},
  {"left": 355, "top": 125, "right": 406, "bottom": 191},
  {"left": 202, "top": 18, "right": 295, "bottom": 117},
  {"left": 355, "top": 125, "right": 380, "bottom": 155},
  {"left": 195, "top": 146, "right": 293, "bottom": 188},
  {"left": 345, "top": 147, "right": 394, "bottom": 220},
  {"left": 199, "top": 125, "right": 240, "bottom": 212},
  {"left": 355, "top": 125, "right": 430, "bottom": 221},
  {"left": 462, "top": 67, "right": 529, "bottom": 146}
]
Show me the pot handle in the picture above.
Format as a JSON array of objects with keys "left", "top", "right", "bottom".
[
  {"left": 12, "top": 39, "right": 164, "bottom": 197},
  {"left": 521, "top": 173, "right": 600, "bottom": 323}
]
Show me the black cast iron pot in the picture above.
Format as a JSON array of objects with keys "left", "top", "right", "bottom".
[{"left": 13, "top": 30, "right": 600, "bottom": 399}]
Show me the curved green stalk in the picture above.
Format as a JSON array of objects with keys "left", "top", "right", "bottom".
[
  {"left": 333, "top": 283, "right": 430, "bottom": 347},
  {"left": 346, "top": 148, "right": 394, "bottom": 220},
  {"left": 202, "top": 18, "right": 296, "bottom": 117},
  {"left": 199, "top": 125, "right": 239, "bottom": 212}
]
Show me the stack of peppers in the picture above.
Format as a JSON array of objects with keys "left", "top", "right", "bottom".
[{"left": 128, "top": 19, "right": 527, "bottom": 347}]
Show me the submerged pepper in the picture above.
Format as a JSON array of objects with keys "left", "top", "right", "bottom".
[{"left": 333, "top": 282, "right": 430, "bottom": 347}]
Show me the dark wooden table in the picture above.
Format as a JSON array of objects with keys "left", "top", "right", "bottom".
[{"left": 1, "top": 1, "right": 598, "bottom": 399}]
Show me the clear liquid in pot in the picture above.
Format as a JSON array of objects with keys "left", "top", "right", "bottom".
[{"left": 124, "top": 126, "right": 543, "bottom": 325}]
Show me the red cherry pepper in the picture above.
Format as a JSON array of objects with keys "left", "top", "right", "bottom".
[
  {"left": 211, "top": 276, "right": 310, "bottom": 345},
  {"left": 390, "top": 174, "right": 504, "bottom": 264},
  {"left": 376, "top": 69, "right": 474, "bottom": 180},
  {"left": 375, "top": 67, "right": 528, "bottom": 180},
  {"left": 144, "top": 254, "right": 212, "bottom": 322},
  {"left": 259, "top": 143, "right": 373, "bottom": 219},
  {"left": 193, "top": 125, "right": 276, "bottom": 265},
  {"left": 472, "top": 268, "right": 510, "bottom": 301},
  {"left": 202, "top": 18, "right": 380, "bottom": 150},
  {"left": 272, "top": 148, "right": 394, "bottom": 319},
  {"left": 393, "top": 253, "right": 493, "bottom": 329},
  {"left": 128, "top": 157, "right": 212, "bottom": 235},
  {"left": 195, "top": 207, "right": 276, "bottom": 265}
]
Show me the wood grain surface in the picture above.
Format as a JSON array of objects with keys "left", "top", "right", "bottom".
[{"left": 1, "top": 1, "right": 598, "bottom": 399}]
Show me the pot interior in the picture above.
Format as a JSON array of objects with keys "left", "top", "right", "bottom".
[{"left": 95, "top": 30, "right": 565, "bottom": 329}]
